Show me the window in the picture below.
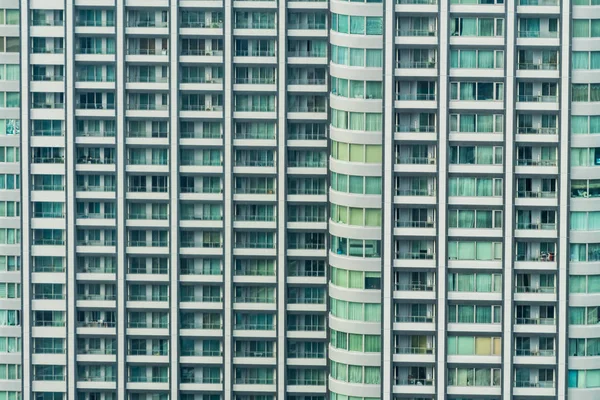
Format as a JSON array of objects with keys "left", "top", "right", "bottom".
[
  {"left": 450, "top": 82, "right": 504, "bottom": 101},
  {"left": 331, "top": 14, "right": 382, "bottom": 35},
  {"left": 448, "top": 241, "right": 503, "bottom": 261},
  {"left": 451, "top": 17, "right": 504, "bottom": 37},
  {"left": 450, "top": 50, "right": 504, "bottom": 69}
]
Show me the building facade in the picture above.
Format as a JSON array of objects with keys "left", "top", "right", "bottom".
[{"left": 1, "top": 0, "right": 600, "bottom": 399}]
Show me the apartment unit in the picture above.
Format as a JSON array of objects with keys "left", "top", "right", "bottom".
[{"left": 2, "top": 0, "right": 600, "bottom": 399}]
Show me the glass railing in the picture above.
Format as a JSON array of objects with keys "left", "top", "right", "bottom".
[
  {"left": 128, "top": 295, "right": 168, "bottom": 302},
  {"left": 287, "top": 131, "right": 327, "bottom": 140},
  {"left": 33, "top": 265, "right": 65, "bottom": 273},
  {"left": 77, "top": 240, "right": 116, "bottom": 246},
  {"left": 181, "top": 349, "right": 221, "bottom": 357},
  {"left": 128, "top": 376, "right": 168, "bottom": 383},
  {"left": 235, "top": 22, "right": 276, "bottom": 29},
  {"left": 234, "top": 242, "right": 275, "bottom": 249},
  {"left": 128, "top": 322, "right": 167, "bottom": 329},
  {"left": 34, "top": 374, "right": 66, "bottom": 381},
  {"left": 127, "top": 240, "right": 168, "bottom": 247},
  {"left": 516, "top": 191, "right": 556, "bottom": 198},
  {"left": 181, "top": 104, "right": 224, "bottom": 111},
  {"left": 397, "top": 61, "right": 436, "bottom": 69},
  {"left": 288, "top": 23, "right": 326, "bottom": 30},
  {"left": 77, "top": 321, "right": 116, "bottom": 328},
  {"left": 181, "top": 49, "right": 223, "bottom": 56},
  {"left": 519, "top": 0, "right": 558, "bottom": 4},
  {"left": 181, "top": 295, "right": 222, "bottom": 303},
  {"left": 235, "top": 77, "right": 276, "bottom": 84},
  {"left": 287, "top": 188, "right": 325, "bottom": 195},
  {"left": 396, "top": 124, "right": 436, "bottom": 133},
  {"left": 234, "top": 160, "right": 275, "bottom": 167},
  {"left": 78, "top": 48, "right": 114, "bottom": 55},
  {"left": 515, "top": 349, "right": 555, "bottom": 356},
  {"left": 77, "top": 265, "right": 116, "bottom": 274},
  {"left": 127, "top": 48, "right": 169, "bottom": 56},
  {"left": 127, "top": 103, "right": 168, "bottom": 111},
  {"left": 76, "top": 19, "right": 115, "bottom": 27},
  {"left": 515, "top": 380, "right": 555, "bottom": 388},
  {"left": 517, "top": 127, "right": 557, "bottom": 135},
  {"left": 128, "top": 185, "right": 168, "bottom": 193},
  {"left": 518, "top": 62, "right": 558, "bottom": 70},
  {"left": 32, "top": 130, "right": 64, "bottom": 137},
  {"left": 395, "top": 315, "right": 435, "bottom": 323},
  {"left": 395, "top": 283, "right": 434, "bottom": 291},
  {"left": 517, "top": 95, "right": 558, "bottom": 103},
  {"left": 180, "top": 186, "right": 222, "bottom": 194},
  {"left": 32, "top": 239, "right": 65, "bottom": 246},
  {"left": 32, "top": 19, "right": 64, "bottom": 26},
  {"left": 288, "top": 160, "right": 325, "bottom": 167},
  {"left": 34, "top": 347, "right": 66, "bottom": 354},
  {"left": 127, "top": 76, "right": 168, "bottom": 83},
  {"left": 33, "top": 293, "right": 65, "bottom": 300},
  {"left": 287, "top": 50, "right": 325, "bottom": 58},
  {"left": 397, "top": 0, "right": 436, "bottom": 3},
  {"left": 32, "top": 102, "right": 64, "bottom": 109},
  {"left": 515, "top": 222, "right": 557, "bottom": 230},
  {"left": 518, "top": 31, "right": 559, "bottom": 38},
  {"left": 235, "top": 187, "right": 276, "bottom": 194},
  {"left": 181, "top": 322, "right": 222, "bottom": 330},
  {"left": 127, "top": 20, "right": 168, "bottom": 27},
  {"left": 180, "top": 241, "right": 222, "bottom": 248},
  {"left": 77, "top": 103, "right": 115, "bottom": 110},
  {"left": 396, "top": 252, "right": 435, "bottom": 260},
  {"left": 395, "top": 346, "right": 434, "bottom": 354},
  {"left": 515, "top": 317, "right": 556, "bottom": 325},
  {"left": 32, "top": 74, "right": 64, "bottom": 81},
  {"left": 396, "top": 189, "right": 435, "bottom": 196},
  {"left": 76, "top": 157, "right": 115, "bottom": 164},
  {"left": 34, "top": 320, "right": 66, "bottom": 327},
  {"left": 515, "top": 286, "right": 556, "bottom": 293},
  {"left": 32, "top": 157, "right": 64, "bottom": 164},
  {"left": 181, "top": 376, "right": 221, "bottom": 384},
  {"left": 235, "top": 377, "right": 275, "bottom": 384},
  {"left": 77, "top": 130, "right": 116, "bottom": 137},
  {"left": 287, "top": 78, "right": 326, "bottom": 85},
  {"left": 516, "top": 159, "right": 557, "bottom": 166},
  {"left": 288, "top": 378, "right": 325, "bottom": 386},
  {"left": 287, "top": 324, "right": 324, "bottom": 331},
  {"left": 181, "top": 76, "right": 223, "bottom": 84},
  {"left": 287, "top": 296, "right": 325, "bottom": 304},
  {"left": 76, "top": 185, "right": 116, "bottom": 192},
  {"left": 396, "top": 221, "right": 435, "bottom": 228},
  {"left": 33, "top": 212, "right": 65, "bottom": 218},
  {"left": 515, "top": 253, "right": 555, "bottom": 262},
  {"left": 180, "top": 21, "right": 223, "bottom": 28},
  {"left": 396, "top": 156, "right": 436, "bottom": 164},
  {"left": 396, "top": 378, "right": 434, "bottom": 386},
  {"left": 397, "top": 29, "right": 436, "bottom": 37},
  {"left": 78, "top": 294, "right": 116, "bottom": 300},
  {"left": 235, "top": 296, "right": 274, "bottom": 303},
  {"left": 397, "top": 94, "right": 436, "bottom": 101},
  {"left": 234, "top": 323, "right": 274, "bottom": 331},
  {"left": 32, "top": 47, "right": 64, "bottom": 54},
  {"left": 79, "top": 348, "right": 117, "bottom": 355}
]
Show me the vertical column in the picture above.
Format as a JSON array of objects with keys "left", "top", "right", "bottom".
[
  {"left": 116, "top": 0, "right": 127, "bottom": 397},
  {"left": 436, "top": 1, "right": 448, "bottom": 398},
  {"left": 65, "top": 1, "right": 77, "bottom": 399},
  {"left": 503, "top": 1, "right": 516, "bottom": 399},
  {"left": 169, "top": 0, "right": 180, "bottom": 398},
  {"left": 557, "top": 1, "right": 570, "bottom": 398},
  {"left": 20, "top": 1, "right": 31, "bottom": 398},
  {"left": 223, "top": 0, "right": 233, "bottom": 397},
  {"left": 117, "top": 4, "right": 127, "bottom": 394},
  {"left": 277, "top": 0, "right": 287, "bottom": 398},
  {"left": 382, "top": 0, "right": 394, "bottom": 399}
]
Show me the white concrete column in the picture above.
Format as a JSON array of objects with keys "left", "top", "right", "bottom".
[
  {"left": 502, "top": 1, "right": 515, "bottom": 399},
  {"left": 169, "top": 0, "right": 181, "bottom": 397},
  {"left": 277, "top": 1, "right": 288, "bottom": 398},
  {"left": 65, "top": 1, "right": 77, "bottom": 399},
  {"left": 223, "top": 0, "right": 233, "bottom": 397},
  {"left": 116, "top": 0, "right": 127, "bottom": 397},
  {"left": 382, "top": 0, "right": 395, "bottom": 399},
  {"left": 436, "top": 1, "right": 449, "bottom": 398}
]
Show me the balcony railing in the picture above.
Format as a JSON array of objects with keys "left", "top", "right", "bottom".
[
  {"left": 31, "top": 184, "right": 65, "bottom": 191},
  {"left": 517, "top": 127, "right": 557, "bottom": 135},
  {"left": 516, "top": 222, "right": 556, "bottom": 230},
  {"left": 396, "top": 252, "right": 435, "bottom": 260},
  {"left": 395, "top": 346, "right": 435, "bottom": 354},
  {"left": 517, "top": 95, "right": 558, "bottom": 103},
  {"left": 518, "top": 62, "right": 558, "bottom": 71},
  {"left": 397, "top": 29, "right": 436, "bottom": 37},
  {"left": 396, "top": 124, "right": 436, "bottom": 133},
  {"left": 397, "top": 61, "right": 437, "bottom": 69},
  {"left": 395, "top": 315, "right": 435, "bottom": 323},
  {"left": 396, "top": 189, "right": 435, "bottom": 197},
  {"left": 396, "top": 221, "right": 435, "bottom": 228},
  {"left": 516, "top": 159, "right": 557, "bottom": 167},
  {"left": 515, "top": 286, "right": 556, "bottom": 293},
  {"left": 515, "top": 349, "right": 555, "bottom": 356},
  {"left": 516, "top": 191, "right": 556, "bottom": 198},
  {"left": 515, "top": 317, "right": 556, "bottom": 325},
  {"left": 395, "top": 283, "right": 434, "bottom": 291},
  {"left": 515, "top": 381, "right": 555, "bottom": 388},
  {"left": 397, "top": 93, "right": 436, "bottom": 101},
  {"left": 519, "top": 0, "right": 558, "bottom": 4}
]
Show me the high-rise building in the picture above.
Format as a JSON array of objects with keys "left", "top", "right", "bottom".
[{"left": 2, "top": 0, "right": 600, "bottom": 399}]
